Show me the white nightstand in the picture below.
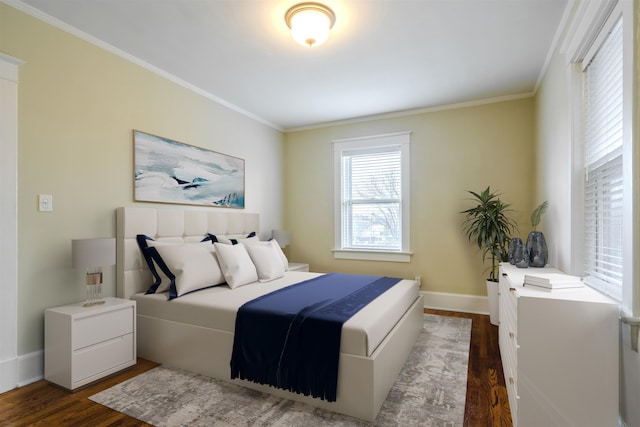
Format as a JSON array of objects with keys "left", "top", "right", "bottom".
[
  {"left": 288, "top": 262, "right": 309, "bottom": 272},
  {"left": 44, "top": 297, "right": 136, "bottom": 391}
]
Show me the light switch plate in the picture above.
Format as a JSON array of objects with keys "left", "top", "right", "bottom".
[{"left": 39, "top": 194, "right": 53, "bottom": 212}]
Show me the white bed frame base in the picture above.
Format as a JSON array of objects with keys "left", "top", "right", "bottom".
[{"left": 116, "top": 206, "right": 423, "bottom": 422}]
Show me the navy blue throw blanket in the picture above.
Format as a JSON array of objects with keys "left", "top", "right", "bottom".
[{"left": 230, "top": 273, "right": 402, "bottom": 402}]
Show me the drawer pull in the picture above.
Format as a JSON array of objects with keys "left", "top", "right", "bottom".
[
  {"left": 509, "top": 332, "right": 515, "bottom": 339},
  {"left": 502, "top": 273, "right": 508, "bottom": 277},
  {"left": 509, "top": 377, "right": 515, "bottom": 385},
  {"left": 509, "top": 287, "right": 516, "bottom": 292}
]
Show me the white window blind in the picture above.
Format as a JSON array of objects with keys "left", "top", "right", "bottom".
[
  {"left": 582, "top": 15, "right": 623, "bottom": 300},
  {"left": 333, "top": 132, "right": 411, "bottom": 262},
  {"left": 341, "top": 148, "right": 401, "bottom": 250}
]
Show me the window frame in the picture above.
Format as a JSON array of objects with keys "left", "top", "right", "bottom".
[
  {"left": 333, "top": 131, "right": 412, "bottom": 262},
  {"left": 566, "top": 0, "right": 637, "bottom": 314}
]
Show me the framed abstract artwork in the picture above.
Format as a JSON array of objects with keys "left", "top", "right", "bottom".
[{"left": 133, "top": 130, "right": 245, "bottom": 208}]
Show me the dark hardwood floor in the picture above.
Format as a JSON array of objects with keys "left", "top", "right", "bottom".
[
  {"left": 0, "top": 310, "right": 511, "bottom": 426},
  {"left": 425, "top": 309, "right": 512, "bottom": 427}
]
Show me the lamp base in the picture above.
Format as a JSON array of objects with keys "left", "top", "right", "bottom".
[
  {"left": 83, "top": 300, "right": 106, "bottom": 307},
  {"left": 84, "top": 278, "right": 104, "bottom": 307}
]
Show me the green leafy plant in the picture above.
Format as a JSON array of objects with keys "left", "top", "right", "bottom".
[
  {"left": 530, "top": 200, "right": 549, "bottom": 231},
  {"left": 461, "top": 187, "right": 516, "bottom": 281}
]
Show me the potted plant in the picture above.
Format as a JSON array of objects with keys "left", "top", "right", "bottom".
[{"left": 461, "top": 187, "right": 516, "bottom": 325}]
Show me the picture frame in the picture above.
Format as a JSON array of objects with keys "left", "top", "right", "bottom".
[{"left": 133, "top": 130, "right": 245, "bottom": 208}]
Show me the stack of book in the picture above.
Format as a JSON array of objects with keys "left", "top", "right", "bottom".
[{"left": 523, "top": 273, "right": 584, "bottom": 290}]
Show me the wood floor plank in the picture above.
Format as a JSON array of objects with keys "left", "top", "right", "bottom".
[
  {"left": 0, "top": 311, "right": 512, "bottom": 426},
  {"left": 425, "top": 309, "right": 512, "bottom": 427}
]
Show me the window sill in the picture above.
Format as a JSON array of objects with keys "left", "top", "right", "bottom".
[{"left": 332, "top": 249, "right": 413, "bottom": 263}]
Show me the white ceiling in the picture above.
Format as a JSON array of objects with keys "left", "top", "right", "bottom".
[{"left": 15, "top": 0, "right": 569, "bottom": 130}]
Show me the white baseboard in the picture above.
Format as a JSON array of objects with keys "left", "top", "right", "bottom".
[
  {"left": 0, "top": 357, "right": 18, "bottom": 394},
  {"left": 17, "top": 350, "right": 43, "bottom": 387},
  {"left": 421, "top": 290, "right": 489, "bottom": 315}
]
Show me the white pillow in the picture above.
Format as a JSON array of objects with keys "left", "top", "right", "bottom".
[
  {"left": 144, "top": 240, "right": 217, "bottom": 293},
  {"left": 214, "top": 242, "right": 259, "bottom": 289},
  {"left": 236, "top": 236, "right": 261, "bottom": 245},
  {"left": 152, "top": 243, "right": 226, "bottom": 299},
  {"left": 245, "top": 243, "right": 286, "bottom": 282},
  {"left": 269, "top": 239, "right": 289, "bottom": 271}
]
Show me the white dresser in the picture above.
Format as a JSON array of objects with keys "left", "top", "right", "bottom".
[
  {"left": 498, "top": 263, "right": 618, "bottom": 427},
  {"left": 45, "top": 297, "right": 136, "bottom": 390}
]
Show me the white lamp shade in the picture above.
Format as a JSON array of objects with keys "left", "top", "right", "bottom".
[
  {"left": 271, "top": 230, "right": 291, "bottom": 247},
  {"left": 72, "top": 238, "right": 116, "bottom": 269}
]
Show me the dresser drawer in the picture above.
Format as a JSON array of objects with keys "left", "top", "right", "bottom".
[
  {"left": 73, "top": 306, "right": 134, "bottom": 349},
  {"left": 503, "top": 300, "right": 517, "bottom": 342},
  {"left": 73, "top": 333, "right": 134, "bottom": 385},
  {"left": 505, "top": 364, "right": 519, "bottom": 425},
  {"left": 504, "top": 336, "right": 518, "bottom": 381}
]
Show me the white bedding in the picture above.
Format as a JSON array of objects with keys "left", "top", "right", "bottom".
[{"left": 133, "top": 270, "right": 419, "bottom": 357}]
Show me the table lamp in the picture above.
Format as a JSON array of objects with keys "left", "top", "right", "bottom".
[
  {"left": 72, "top": 238, "right": 115, "bottom": 307},
  {"left": 271, "top": 230, "right": 291, "bottom": 248}
]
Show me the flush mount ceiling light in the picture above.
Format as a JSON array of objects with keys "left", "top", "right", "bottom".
[{"left": 285, "top": 2, "right": 336, "bottom": 47}]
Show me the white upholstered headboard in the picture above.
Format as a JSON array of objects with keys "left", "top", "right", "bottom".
[{"left": 116, "top": 207, "right": 259, "bottom": 299}]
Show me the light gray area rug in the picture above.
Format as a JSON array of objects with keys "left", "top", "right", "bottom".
[{"left": 90, "top": 314, "right": 471, "bottom": 426}]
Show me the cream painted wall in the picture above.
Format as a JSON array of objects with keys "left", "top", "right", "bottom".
[
  {"left": 284, "top": 99, "right": 536, "bottom": 297},
  {"left": 534, "top": 53, "right": 574, "bottom": 274},
  {"left": 0, "top": 4, "right": 284, "bottom": 355}
]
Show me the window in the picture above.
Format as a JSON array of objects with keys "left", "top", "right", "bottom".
[
  {"left": 581, "top": 13, "right": 624, "bottom": 300},
  {"left": 569, "top": 0, "right": 636, "bottom": 309},
  {"left": 333, "top": 132, "right": 411, "bottom": 262}
]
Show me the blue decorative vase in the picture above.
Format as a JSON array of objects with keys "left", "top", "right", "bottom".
[
  {"left": 515, "top": 245, "right": 530, "bottom": 268},
  {"left": 509, "top": 237, "right": 529, "bottom": 268},
  {"left": 508, "top": 238, "right": 523, "bottom": 265},
  {"left": 526, "top": 231, "right": 548, "bottom": 267}
]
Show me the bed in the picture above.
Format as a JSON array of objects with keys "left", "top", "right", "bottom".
[{"left": 116, "top": 206, "right": 424, "bottom": 421}]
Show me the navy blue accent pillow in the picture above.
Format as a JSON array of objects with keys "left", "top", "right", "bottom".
[
  {"left": 206, "top": 232, "right": 256, "bottom": 245},
  {"left": 144, "top": 247, "right": 179, "bottom": 299},
  {"left": 147, "top": 243, "right": 225, "bottom": 301},
  {"left": 200, "top": 234, "right": 216, "bottom": 243},
  {"left": 136, "top": 234, "right": 163, "bottom": 294},
  {"left": 136, "top": 234, "right": 216, "bottom": 294},
  {"left": 144, "top": 246, "right": 171, "bottom": 295}
]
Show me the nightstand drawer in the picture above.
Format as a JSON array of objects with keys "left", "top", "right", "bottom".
[
  {"left": 73, "top": 333, "right": 134, "bottom": 384},
  {"left": 73, "top": 306, "right": 133, "bottom": 349}
]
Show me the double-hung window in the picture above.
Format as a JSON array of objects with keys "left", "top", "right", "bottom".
[
  {"left": 333, "top": 132, "right": 411, "bottom": 262},
  {"left": 581, "top": 12, "right": 624, "bottom": 300},
  {"left": 569, "top": 0, "right": 636, "bottom": 311}
]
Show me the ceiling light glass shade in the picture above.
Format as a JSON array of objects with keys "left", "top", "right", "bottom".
[{"left": 285, "top": 3, "right": 335, "bottom": 47}]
